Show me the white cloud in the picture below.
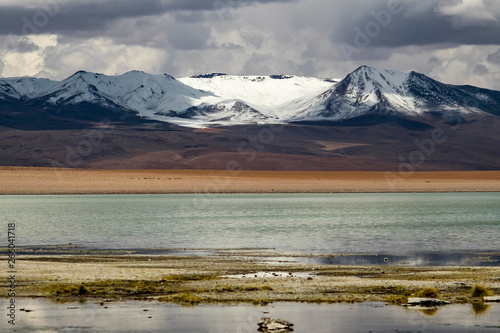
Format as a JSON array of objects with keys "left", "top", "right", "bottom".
[
  {"left": 487, "top": 48, "right": 500, "bottom": 64},
  {"left": 436, "top": 0, "right": 499, "bottom": 27},
  {"left": 0, "top": 36, "right": 168, "bottom": 79}
]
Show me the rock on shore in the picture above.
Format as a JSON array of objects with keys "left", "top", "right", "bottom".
[
  {"left": 258, "top": 317, "right": 294, "bottom": 332},
  {"left": 406, "top": 297, "right": 450, "bottom": 306},
  {"left": 484, "top": 296, "right": 500, "bottom": 302}
]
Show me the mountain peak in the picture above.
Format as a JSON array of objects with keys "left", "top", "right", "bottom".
[
  {"left": 191, "top": 73, "right": 227, "bottom": 79},
  {"left": 1, "top": 67, "right": 500, "bottom": 128},
  {"left": 269, "top": 75, "right": 294, "bottom": 80},
  {"left": 124, "top": 70, "right": 145, "bottom": 74},
  {"left": 71, "top": 70, "right": 101, "bottom": 77},
  {"left": 353, "top": 65, "right": 374, "bottom": 72}
]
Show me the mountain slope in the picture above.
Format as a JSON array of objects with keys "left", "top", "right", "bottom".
[
  {"left": 0, "top": 77, "right": 57, "bottom": 101},
  {"left": 178, "top": 74, "right": 334, "bottom": 118},
  {"left": 288, "top": 66, "right": 500, "bottom": 122},
  {"left": 1, "top": 66, "right": 500, "bottom": 128},
  {"left": 33, "top": 70, "right": 212, "bottom": 114}
]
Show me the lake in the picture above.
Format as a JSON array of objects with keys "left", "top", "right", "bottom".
[{"left": 1, "top": 192, "right": 499, "bottom": 265}]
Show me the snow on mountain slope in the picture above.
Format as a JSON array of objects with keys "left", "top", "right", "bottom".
[
  {"left": 178, "top": 74, "right": 334, "bottom": 118},
  {"left": 116, "top": 71, "right": 209, "bottom": 115},
  {"left": 35, "top": 70, "right": 212, "bottom": 114},
  {"left": 288, "top": 66, "right": 417, "bottom": 121},
  {"left": 2, "top": 66, "right": 499, "bottom": 128},
  {"left": 37, "top": 71, "right": 120, "bottom": 107},
  {"left": 288, "top": 65, "right": 497, "bottom": 122},
  {"left": 0, "top": 77, "right": 57, "bottom": 100}
]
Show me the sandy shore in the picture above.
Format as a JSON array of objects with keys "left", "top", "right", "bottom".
[
  {"left": 5, "top": 252, "right": 500, "bottom": 305},
  {"left": 1, "top": 167, "right": 500, "bottom": 194}
]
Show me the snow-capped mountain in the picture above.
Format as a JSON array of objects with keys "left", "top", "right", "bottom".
[
  {"left": 288, "top": 65, "right": 500, "bottom": 122},
  {"left": 178, "top": 73, "right": 334, "bottom": 119},
  {"left": 1, "top": 66, "right": 499, "bottom": 128},
  {"left": 0, "top": 77, "right": 57, "bottom": 100},
  {"left": 35, "top": 70, "right": 210, "bottom": 115}
]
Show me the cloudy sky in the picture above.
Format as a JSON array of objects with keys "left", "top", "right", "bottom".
[{"left": 0, "top": 0, "right": 500, "bottom": 89}]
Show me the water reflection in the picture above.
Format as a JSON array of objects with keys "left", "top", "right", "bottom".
[
  {"left": 2, "top": 299, "right": 499, "bottom": 333},
  {"left": 419, "top": 307, "right": 439, "bottom": 316},
  {"left": 472, "top": 302, "right": 491, "bottom": 316},
  {"left": 405, "top": 302, "right": 494, "bottom": 317}
]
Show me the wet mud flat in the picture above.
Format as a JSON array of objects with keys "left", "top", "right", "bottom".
[{"left": 3, "top": 249, "right": 500, "bottom": 306}]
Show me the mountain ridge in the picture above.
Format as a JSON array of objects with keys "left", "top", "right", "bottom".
[{"left": 1, "top": 66, "right": 500, "bottom": 128}]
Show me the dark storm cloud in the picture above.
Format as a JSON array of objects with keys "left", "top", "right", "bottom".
[
  {"left": 0, "top": 0, "right": 295, "bottom": 36},
  {"left": 331, "top": 0, "right": 500, "bottom": 50}
]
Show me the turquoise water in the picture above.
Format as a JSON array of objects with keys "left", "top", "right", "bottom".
[{"left": 1, "top": 193, "right": 499, "bottom": 256}]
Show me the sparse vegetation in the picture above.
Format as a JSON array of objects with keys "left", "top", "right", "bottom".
[
  {"left": 16, "top": 254, "right": 500, "bottom": 306},
  {"left": 415, "top": 287, "right": 439, "bottom": 298},
  {"left": 454, "top": 296, "right": 469, "bottom": 304},
  {"left": 385, "top": 295, "right": 408, "bottom": 305},
  {"left": 162, "top": 274, "right": 216, "bottom": 281},
  {"left": 44, "top": 284, "right": 88, "bottom": 296},
  {"left": 172, "top": 293, "right": 203, "bottom": 305},
  {"left": 471, "top": 285, "right": 491, "bottom": 298},
  {"left": 77, "top": 285, "right": 88, "bottom": 295},
  {"left": 252, "top": 299, "right": 270, "bottom": 305}
]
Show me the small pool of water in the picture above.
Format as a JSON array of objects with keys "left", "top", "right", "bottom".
[{"left": 2, "top": 299, "right": 499, "bottom": 332}]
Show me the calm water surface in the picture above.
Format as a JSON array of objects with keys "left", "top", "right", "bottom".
[
  {"left": 1, "top": 193, "right": 499, "bottom": 256},
  {"left": 2, "top": 299, "right": 499, "bottom": 333}
]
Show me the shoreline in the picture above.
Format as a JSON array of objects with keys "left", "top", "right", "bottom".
[
  {"left": 1, "top": 168, "right": 500, "bottom": 194},
  {"left": 4, "top": 251, "right": 500, "bottom": 305}
]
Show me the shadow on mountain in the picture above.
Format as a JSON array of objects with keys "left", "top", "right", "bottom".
[{"left": 0, "top": 101, "right": 167, "bottom": 131}]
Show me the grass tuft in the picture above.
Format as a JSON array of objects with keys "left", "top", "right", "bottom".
[
  {"left": 171, "top": 293, "right": 202, "bottom": 305},
  {"left": 471, "top": 285, "right": 491, "bottom": 298},
  {"left": 385, "top": 295, "right": 408, "bottom": 305},
  {"left": 78, "top": 285, "right": 88, "bottom": 295},
  {"left": 415, "top": 287, "right": 439, "bottom": 298}
]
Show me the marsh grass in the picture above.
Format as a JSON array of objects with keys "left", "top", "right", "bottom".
[
  {"left": 162, "top": 274, "right": 216, "bottom": 282},
  {"left": 77, "top": 285, "right": 88, "bottom": 295},
  {"left": 44, "top": 284, "right": 88, "bottom": 296},
  {"left": 385, "top": 295, "right": 408, "bottom": 305},
  {"left": 471, "top": 285, "right": 491, "bottom": 298},
  {"left": 415, "top": 287, "right": 439, "bottom": 298},
  {"left": 252, "top": 299, "right": 270, "bottom": 305},
  {"left": 43, "top": 280, "right": 169, "bottom": 297},
  {"left": 168, "top": 293, "right": 203, "bottom": 305}
]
